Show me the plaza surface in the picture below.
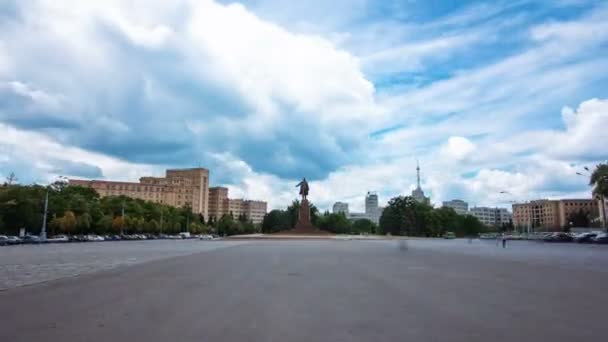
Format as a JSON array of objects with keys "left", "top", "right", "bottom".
[{"left": 1, "top": 239, "right": 607, "bottom": 341}]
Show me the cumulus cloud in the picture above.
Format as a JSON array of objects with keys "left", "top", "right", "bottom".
[
  {"left": 0, "top": 0, "right": 380, "bottom": 180},
  {"left": 0, "top": 123, "right": 159, "bottom": 184}
]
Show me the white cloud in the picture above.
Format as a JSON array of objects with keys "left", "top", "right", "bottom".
[
  {"left": 0, "top": 123, "right": 159, "bottom": 183},
  {"left": 440, "top": 136, "right": 476, "bottom": 161},
  {"left": 0, "top": 0, "right": 383, "bottom": 178}
]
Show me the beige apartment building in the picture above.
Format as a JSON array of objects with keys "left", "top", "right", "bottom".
[
  {"left": 208, "top": 187, "right": 267, "bottom": 224},
  {"left": 70, "top": 168, "right": 210, "bottom": 218},
  {"left": 512, "top": 199, "right": 598, "bottom": 231}
]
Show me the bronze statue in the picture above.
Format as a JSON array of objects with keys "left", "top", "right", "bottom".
[{"left": 296, "top": 177, "right": 309, "bottom": 200}]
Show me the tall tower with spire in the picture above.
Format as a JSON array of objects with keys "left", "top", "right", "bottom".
[
  {"left": 411, "top": 160, "right": 430, "bottom": 204},
  {"left": 416, "top": 160, "right": 421, "bottom": 190}
]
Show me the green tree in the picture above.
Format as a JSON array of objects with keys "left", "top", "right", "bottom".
[
  {"left": 146, "top": 219, "right": 160, "bottom": 234},
  {"left": 318, "top": 212, "right": 351, "bottom": 234},
  {"left": 77, "top": 213, "right": 92, "bottom": 234},
  {"left": 590, "top": 163, "right": 608, "bottom": 198},
  {"left": 112, "top": 216, "right": 125, "bottom": 234},
  {"left": 97, "top": 215, "right": 113, "bottom": 233},
  {"left": 60, "top": 211, "right": 77, "bottom": 234},
  {"left": 261, "top": 210, "right": 290, "bottom": 233},
  {"left": 352, "top": 219, "right": 376, "bottom": 234},
  {"left": 218, "top": 214, "right": 237, "bottom": 236},
  {"left": 461, "top": 215, "right": 486, "bottom": 237}
]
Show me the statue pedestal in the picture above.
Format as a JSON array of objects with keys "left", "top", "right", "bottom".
[{"left": 292, "top": 199, "right": 319, "bottom": 233}]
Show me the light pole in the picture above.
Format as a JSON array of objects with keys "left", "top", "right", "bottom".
[{"left": 40, "top": 176, "right": 67, "bottom": 241}]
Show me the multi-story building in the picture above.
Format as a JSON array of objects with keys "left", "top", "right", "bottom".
[
  {"left": 208, "top": 187, "right": 267, "bottom": 224},
  {"left": 208, "top": 187, "right": 229, "bottom": 220},
  {"left": 70, "top": 168, "right": 210, "bottom": 218},
  {"left": 512, "top": 199, "right": 598, "bottom": 231},
  {"left": 442, "top": 199, "right": 468, "bottom": 215},
  {"left": 469, "top": 207, "right": 512, "bottom": 227},
  {"left": 332, "top": 202, "right": 349, "bottom": 214},
  {"left": 346, "top": 192, "right": 384, "bottom": 225}
]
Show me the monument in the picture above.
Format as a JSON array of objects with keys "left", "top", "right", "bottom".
[{"left": 290, "top": 177, "right": 327, "bottom": 234}]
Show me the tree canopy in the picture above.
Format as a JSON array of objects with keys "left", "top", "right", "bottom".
[
  {"left": 0, "top": 184, "right": 208, "bottom": 235},
  {"left": 378, "top": 196, "right": 486, "bottom": 237}
]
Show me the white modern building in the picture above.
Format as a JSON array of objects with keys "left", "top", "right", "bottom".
[
  {"left": 442, "top": 199, "right": 469, "bottom": 215},
  {"left": 332, "top": 202, "right": 349, "bottom": 215},
  {"left": 470, "top": 207, "right": 512, "bottom": 227},
  {"left": 345, "top": 192, "right": 384, "bottom": 225}
]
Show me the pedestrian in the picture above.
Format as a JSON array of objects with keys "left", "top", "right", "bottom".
[{"left": 502, "top": 233, "right": 507, "bottom": 248}]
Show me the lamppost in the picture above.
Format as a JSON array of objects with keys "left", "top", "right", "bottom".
[
  {"left": 576, "top": 168, "right": 608, "bottom": 232},
  {"left": 40, "top": 176, "right": 68, "bottom": 241}
]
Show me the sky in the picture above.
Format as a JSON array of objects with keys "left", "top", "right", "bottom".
[{"left": 0, "top": 0, "right": 607, "bottom": 212}]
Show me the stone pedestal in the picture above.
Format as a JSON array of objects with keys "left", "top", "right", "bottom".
[{"left": 292, "top": 199, "right": 321, "bottom": 233}]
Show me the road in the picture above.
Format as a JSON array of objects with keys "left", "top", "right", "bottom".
[{"left": 1, "top": 239, "right": 608, "bottom": 341}]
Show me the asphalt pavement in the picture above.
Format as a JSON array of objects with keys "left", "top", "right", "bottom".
[{"left": 1, "top": 239, "right": 607, "bottom": 341}]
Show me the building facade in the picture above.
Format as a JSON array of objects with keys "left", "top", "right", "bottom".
[
  {"left": 70, "top": 168, "right": 210, "bottom": 218},
  {"left": 442, "top": 199, "right": 469, "bottom": 215},
  {"left": 208, "top": 187, "right": 267, "bottom": 224},
  {"left": 469, "top": 207, "right": 512, "bottom": 227},
  {"left": 346, "top": 192, "right": 383, "bottom": 225},
  {"left": 512, "top": 199, "right": 598, "bottom": 231},
  {"left": 332, "top": 202, "right": 349, "bottom": 214},
  {"left": 70, "top": 168, "right": 268, "bottom": 223}
]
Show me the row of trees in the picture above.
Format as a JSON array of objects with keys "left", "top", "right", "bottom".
[
  {"left": 0, "top": 182, "right": 257, "bottom": 236},
  {"left": 379, "top": 196, "right": 486, "bottom": 237},
  {"left": 260, "top": 199, "right": 378, "bottom": 235}
]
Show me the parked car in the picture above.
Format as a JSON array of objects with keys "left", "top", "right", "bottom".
[
  {"left": 21, "top": 235, "right": 42, "bottom": 244},
  {"left": 48, "top": 235, "right": 70, "bottom": 243},
  {"left": 543, "top": 232, "right": 573, "bottom": 242},
  {"left": 573, "top": 232, "right": 598, "bottom": 243},
  {"left": 179, "top": 232, "right": 191, "bottom": 239},
  {"left": 593, "top": 232, "right": 608, "bottom": 244},
  {"left": 200, "top": 234, "right": 214, "bottom": 240},
  {"left": 0, "top": 235, "right": 8, "bottom": 246},
  {"left": 443, "top": 231, "right": 456, "bottom": 239},
  {"left": 6, "top": 236, "right": 22, "bottom": 245}
]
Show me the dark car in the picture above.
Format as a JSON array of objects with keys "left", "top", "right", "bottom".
[
  {"left": 574, "top": 232, "right": 597, "bottom": 243},
  {"left": 0, "top": 235, "right": 8, "bottom": 246},
  {"left": 543, "top": 232, "right": 573, "bottom": 242},
  {"left": 21, "top": 235, "right": 42, "bottom": 244},
  {"left": 593, "top": 233, "right": 608, "bottom": 244}
]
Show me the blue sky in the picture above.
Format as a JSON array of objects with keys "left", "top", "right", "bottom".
[{"left": 0, "top": 0, "right": 607, "bottom": 211}]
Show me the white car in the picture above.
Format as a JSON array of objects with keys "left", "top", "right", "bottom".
[
  {"left": 48, "top": 235, "right": 69, "bottom": 243},
  {"left": 86, "top": 235, "right": 105, "bottom": 242}
]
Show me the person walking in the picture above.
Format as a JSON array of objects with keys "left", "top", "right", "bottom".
[{"left": 502, "top": 233, "right": 507, "bottom": 248}]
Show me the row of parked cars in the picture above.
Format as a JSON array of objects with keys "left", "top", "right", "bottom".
[
  {"left": 0, "top": 233, "right": 218, "bottom": 246},
  {"left": 542, "top": 231, "right": 608, "bottom": 243}
]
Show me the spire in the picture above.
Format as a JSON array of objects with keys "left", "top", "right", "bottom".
[{"left": 416, "top": 159, "right": 421, "bottom": 189}]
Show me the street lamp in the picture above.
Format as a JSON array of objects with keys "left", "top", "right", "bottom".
[{"left": 40, "top": 175, "right": 68, "bottom": 240}]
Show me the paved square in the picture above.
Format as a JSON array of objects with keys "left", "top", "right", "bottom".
[{"left": 1, "top": 239, "right": 607, "bottom": 341}]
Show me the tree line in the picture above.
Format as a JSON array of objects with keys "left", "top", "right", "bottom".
[
  {"left": 261, "top": 199, "right": 378, "bottom": 234},
  {"left": 262, "top": 197, "right": 487, "bottom": 237},
  {"left": 378, "top": 196, "right": 486, "bottom": 237},
  {"left": 0, "top": 182, "right": 259, "bottom": 236}
]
